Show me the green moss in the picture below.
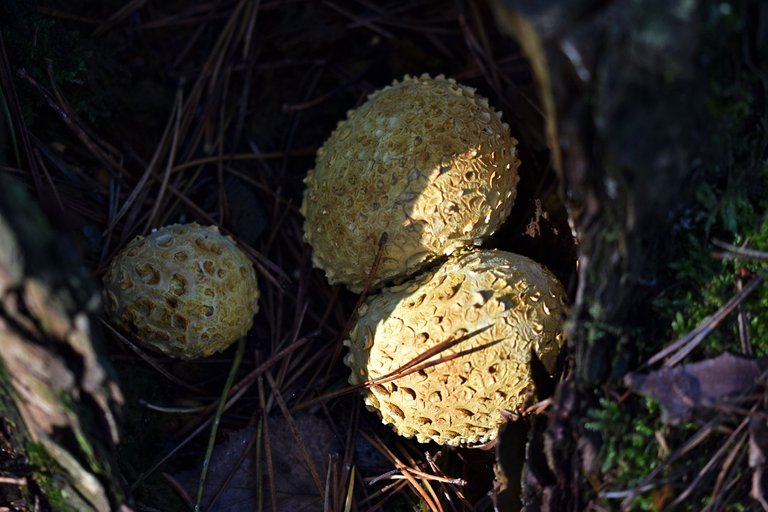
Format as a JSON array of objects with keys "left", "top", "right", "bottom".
[
  {"left": 25, "top": 442, "right": 80, "bottom": 512},
  {"left": 586, "top": 397, "right": 665, "bottom": 510},
  {"left": 656, "top": 162, "right": 768, "bottom": 357},
  {"left": 592, "top": 1, "right": 767, "bottom": 508},
  {"left": 586, "top": 398, "right": 658, "bottom": 480}
]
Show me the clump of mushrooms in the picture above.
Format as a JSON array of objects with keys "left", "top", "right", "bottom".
[{"left": 103, "top": 223, "right": 260, "bottom": 359}]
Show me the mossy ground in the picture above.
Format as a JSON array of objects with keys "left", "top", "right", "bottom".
[{"left": 586, "top": 3, "right": 768, "bottom": 505}]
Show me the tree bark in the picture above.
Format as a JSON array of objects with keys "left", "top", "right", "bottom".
[{"left": 0, "top": 174, "right": 126, "bottom": 511}]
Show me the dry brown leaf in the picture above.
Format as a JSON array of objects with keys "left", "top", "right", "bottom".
[
  {"left": 177, "top": 411, "right": 338, "bottom": 511},
  {"left": 625, "top": 353, "right": 768, "bottom": 424}
]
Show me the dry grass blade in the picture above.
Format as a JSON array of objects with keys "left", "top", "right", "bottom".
[
  {"left": 612, "top": 419, "right": 719, "bottom": 508},
  {"left": 170, "top": 150, "right": 314, "bottom": 174},
  {"left": 252, "top": 423, "right": 265, "bottom": 512},
  {"left": 323, "top": 454, "right": 333, "bottom": 512},
  {"left": 105, "top": 93, "right": 181, "bottom": 236},
  {"left": 344, "top": 465, "right": 356, "bottom": 512},
  {"left": 139, "top": 401, "right": 206, "bottom": 414},
  {"left": 1, "top": 34, "right": 42, "bottom": 192},
  {"left": 706, "top": 428, "right": 750, "bottom": 511},
  {"left": 362, "top": 431, "right": 443, "bottom": 512},
  {"left": 17, "top": 67, "right": 127, "bottom": 180},
  {"left": 257, "top": 375, "right": 277, "bottom": 512},
  {"left": 339, "top": 401, "right": 364, "bottom": 508},
  {"left": 643, "top": 273, "right": 765, "bottom": 368},
  {"left": 144, "top": 90, "right": 184, "bottom": 232},
  {"left": 365, "top": 326, "right": 498, "bottom": 386},
  {"left": 671, "top": 414, "right": 751, "bottom": 508}
]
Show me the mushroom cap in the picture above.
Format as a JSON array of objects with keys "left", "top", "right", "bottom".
[
  {"left": 103, "top": 223, "right": 260, "bottom": 359},
  {"left": 344, "top": 249, "right": 566, "bottom": 446},
  {"left": 301, "top": 74, "right": 520, "bottom": 292}
]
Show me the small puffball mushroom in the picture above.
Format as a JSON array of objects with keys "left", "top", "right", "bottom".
[
  {"left": 344, "top": 249, "right": 566, "bottom": 446},
  {"left": 103, "top": 223, "right": 260, "bottom": 359},
  {"left": 301, "top": 74, "right": 520, "bottom": 292}
]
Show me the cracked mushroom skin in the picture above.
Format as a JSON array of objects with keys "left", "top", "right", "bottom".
[
  {"left": 344, "top": 249, "right": 566, "bottom": 446},
  {"left": 301, "top": 74, "right": 520, "bottom": 292},
  {"left": 103, "top": 223, "right": 260, "bottom": 359}
]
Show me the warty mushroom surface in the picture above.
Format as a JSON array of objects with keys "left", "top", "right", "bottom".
[
  {"left": 301, "top": 74, "right": 520, "bottom": 292},
  {"left": 344, "top": 249, "right": 567, "bottom": 446},
  {"left": 102, "top": 223, "right": 260, "bottom": 359}
]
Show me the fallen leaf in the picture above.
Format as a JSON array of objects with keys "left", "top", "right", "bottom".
[
  {"left": 625, "top": 353, "right": 768, "bottom": 424},
  {"left": 177, "top": 411, "right": 339, "bottom": 512}
]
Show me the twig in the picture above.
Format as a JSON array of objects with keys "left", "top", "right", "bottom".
[
  {"left": 712, "top": 239, "right": 768, "bottom": 261},
  {"left": 0, "top": 476, "right": 26, "bottom": 486}
]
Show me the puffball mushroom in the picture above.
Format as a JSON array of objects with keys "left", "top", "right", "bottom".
[
  {"left": 301, "top": 74, "right": 520, "bottom": 292},
  {"left": 103, "top": 223, "right": 260, "bottom": 359},
  {"left": 344, "top": 249, "right": 566, "bottom": 446}
]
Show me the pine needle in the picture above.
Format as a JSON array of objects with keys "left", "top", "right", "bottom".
[{"left": 194, "top": 336, "right": 246, "bottom": 512}]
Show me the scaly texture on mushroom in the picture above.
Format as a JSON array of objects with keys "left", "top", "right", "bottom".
[
  {"left": 103, "top": 223, "right": 260, "bottom": 359},
  {"left": 344, "top": 249, "right": 566, "bottom": 446},
  {"left": 301, "top": 74, "right": 520, "bottom": 292}
]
